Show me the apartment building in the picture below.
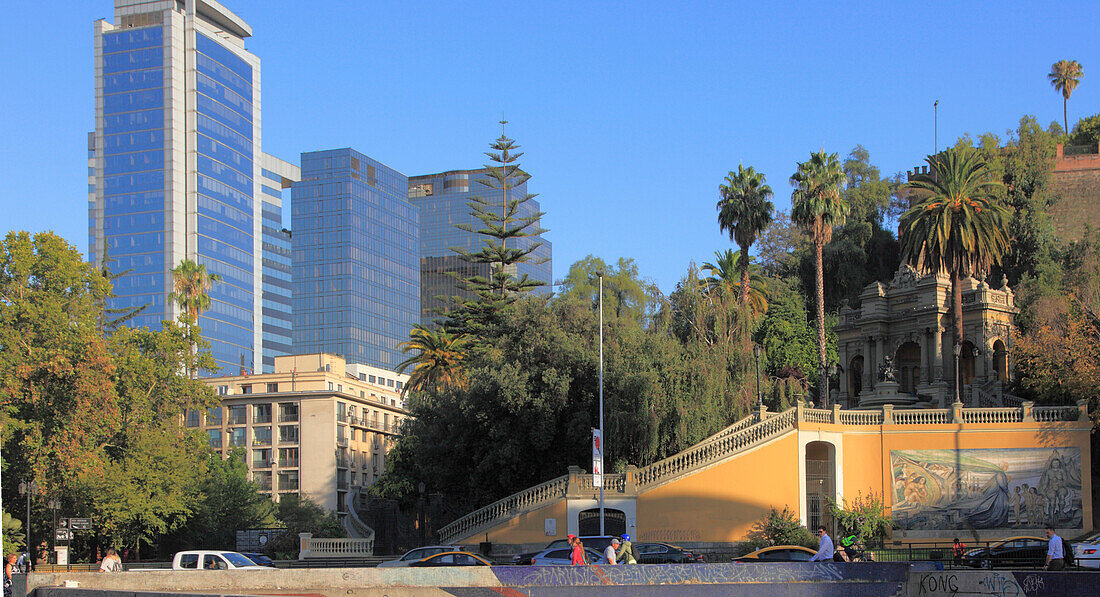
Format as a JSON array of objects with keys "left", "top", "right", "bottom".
[{"left": 194, "top": 353, "right": 409, "bottom": 514}]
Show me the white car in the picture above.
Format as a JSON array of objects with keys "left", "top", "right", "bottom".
[
  {"left": 1073, "top": 534, "right": 1100, "bottom": 569},
  {"left": 529, "top": 546, "right": 608, "bottom": 566},
  {"left": 377, "top": 545, "right": 462, "bottom": 567},
  {"left": 173, "top": 550, "right": 271, "bottom": 570}
]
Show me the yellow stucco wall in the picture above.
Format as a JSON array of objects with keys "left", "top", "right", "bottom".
[
  {"left": 457, "top": 416, "right": 1092, "bottom": 545},
  {"left": 637, "top": 432, "right": 800, "bottom": 543}
]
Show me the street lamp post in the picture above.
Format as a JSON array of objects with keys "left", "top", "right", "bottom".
[
  {"left": 417, "top": 482, "right": 426, "bottom": 546},
  {"left": 597, "top": 272, "right": 605, "bottom": 537},
  {"left": 19, "top": 480, "right": 38, "bottom": 571},
  {"left": 753, "top": 344, "right": 762, "bottom": 409}
]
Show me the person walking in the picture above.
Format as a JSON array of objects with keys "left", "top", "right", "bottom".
[
  {"left": 569, "top": 535, "right": 587, "bottom": 566},
  {"left": 4, "top": 554, "right": 16, "bottom": 597},
  {"left": 952, "top": 537, "right": 968, "bottom": 567},
  {"left": 99, "top": 548, "right": 123, "bottom": 573},
  {"left": 616, "top": 534, "right": 638, "bottom": 564},
  {"left": 810, "top": 526, "right": 834, "bottom": 562},
  {"left": 603, "top": 538, "right": 620, "bottom": 565},
  {"left": 1044, "top": 526, "right": 1065, "bottom": 571}
]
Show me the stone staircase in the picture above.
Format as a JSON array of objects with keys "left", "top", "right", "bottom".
[{"left": 436, "top": 400, "right": 1085, "bottom": 544}]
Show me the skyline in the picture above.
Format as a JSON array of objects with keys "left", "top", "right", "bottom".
[{"left": 3, "top": 1, "right": 1099, "bottom": 294}]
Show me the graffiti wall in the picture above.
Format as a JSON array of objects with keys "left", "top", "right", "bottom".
[{"left": 891, "top": 448, "right": 1082, "bottom": 531}]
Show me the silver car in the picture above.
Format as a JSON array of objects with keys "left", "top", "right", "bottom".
[
  {"left": 1074, "top": 533, "right": 1100, "bottom": 569},
  {"left": 529, "top": 546, "right": 607, "bottom": 566},
  {"left": 378, "top": 545, "right": 462, "bottom": 567}
]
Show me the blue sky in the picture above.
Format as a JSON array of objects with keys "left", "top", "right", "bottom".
[{"left": 2, "top": 1, "right": 1097, "bottom": 293}]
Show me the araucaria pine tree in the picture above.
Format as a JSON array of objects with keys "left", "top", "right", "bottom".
[{"left": 449, "top": 122, "right": 548, "bottom": 335}]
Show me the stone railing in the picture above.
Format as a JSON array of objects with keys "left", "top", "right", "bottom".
[
  {"left": 702, "top": 408, "right": 775, "bottom": 446},
  {"left": 893, "top": 409, "right": 951, "bottom": 425},
  {"left": 342, "top": 486, "right": 376, "bottom": 551},
  {"left": 1034, "top": 405, "right": 1081, "bottom": 422},
  {"left": 635, "top": 408, "right": 798, "bottom": 490},
  {"left": 961, "top": 407, "right": 1021, "bottom": 424},
  {"left": 802, "top": 408, "right": 833, "bottom": 424},
  {"left": 838, "top": 410, "right": 884, "bottom": 425},
  {"left": 297, "top": 533, "right": 374, "bottom": 560},
  {"left": 438, "top": 474, "right": 570, "bottom": 545},
  {"left": 573, "top": 472, "right": 626, "bottom": 494}
]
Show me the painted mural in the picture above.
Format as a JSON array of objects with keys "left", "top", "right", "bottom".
[{"left": 891, "top": 448, "right": 1082, "bottom": 531}]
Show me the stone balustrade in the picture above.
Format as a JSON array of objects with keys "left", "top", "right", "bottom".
[
  {"left": 298, "top": 534, "right": 375, "bottom": 559},
  {"left": 438, "top": 399, "right": 1088, "bottom": 544}
]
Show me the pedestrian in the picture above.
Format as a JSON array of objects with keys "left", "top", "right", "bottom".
[
  {"left": 4, "top": 554, "right": 16, "bottom": 597},
  {"left": 616, "top": 534, "right": 638, "bottom": 564},
  {"left": 604, "top": 538, "right": 620, "bottom": 565},
  {"left": 952, "top": 537, "right": 967, "bottom": 567},
  {"left": 569, "top": 535, "right": 587, "bottom": 566},
  {"left": 810, "top": 526, "right": 834, "bottom": 562},
  {"left": 99, "top": 548, "right": 123, "bottom": 573},
  {"left": 1044, "top": 526, "right": 1065, "bottom": 571}
]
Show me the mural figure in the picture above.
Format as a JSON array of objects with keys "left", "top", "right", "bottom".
[{"left": 891, "top": 448, "right": 1082, "bottom": 531}]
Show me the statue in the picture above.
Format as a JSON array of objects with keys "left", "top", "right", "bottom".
[{"left": 879, "top": 355, "right": 898, "bottom": 383}]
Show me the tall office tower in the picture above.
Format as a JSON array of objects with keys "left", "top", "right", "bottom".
[
  {"left": 90, "top": 0, "right": 264, "bottom": 373},
  {"left": 291, "top": 149, "right": 420, "bottom": 369},
  {"left": 259, "top": 154, "right": 298, "bottom": 373},
  {"left": 408, "top": 169, "right": 552, "bottom": 325}
]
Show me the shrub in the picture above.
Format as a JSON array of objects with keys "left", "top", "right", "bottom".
[
  {"left": 740, "top": 506, "right": 816, "bottom": 554},
  {"left": 826, "top": 492, "right": 894, "bottom": 548}
]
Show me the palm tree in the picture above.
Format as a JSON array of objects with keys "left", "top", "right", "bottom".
[
  {"left": 790, "top": 151, "right": 848, "bottom": 397},
  {"left": 899, "top": 147, "right": 1011, "bottom": 353},
  {"left": 1048, "top": 60, "right": 1084, "bottom": 134},
  {"left": 169, "top": 259, "right": 221, "bottom": 322},
  {"left": 169, "top": 259, "right": 221, "bottom": 378},
  {"left": 700, "top": 249, "right": 769, "bottom": 320},
  {"left": 717, "top": 165, "right": 775, "bottom": 306},
  {"left": 397, "top": 324, "right": 473, "bottom": 399}
]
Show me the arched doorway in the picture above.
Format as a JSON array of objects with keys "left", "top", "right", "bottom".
[
  {"left": 578, "top": 508, "right": 626, "bottom": 537},
  {"left": 959, "top": 341, "right": 976, "bottom": 385},
  {"left": 992, "top": 340, "right": 1007, "bottom": 381},
  {"left": 805, "top": 441, "right": 835, "bottom": 533},
  {"left": 895, "top": 342, "right": 921, "bottom": 395},
  {"left": 848, "top": 355, "right": 864, "bottom": 404}
]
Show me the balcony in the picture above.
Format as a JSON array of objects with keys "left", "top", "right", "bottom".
[
  {"left": 253, "top": 414, "right": 272, "bottom": 425},
  {"left": 255, "top": 478, "right": 272, "bottom": 491},
  {"left": 279, "top": 434, "right": 299, "bottom": 445},
  {"left": 336, "top": 455, "right": 349, "bottom": 468},
  {"left": 336, "top": 436, "right": 349, "bottom": 447},
  {"left": 252, "top": 438, "right": 272, "bottom": 447},
  {"left": 279, "top": 413, "right": 299, "bottom": 423},
  {"left": 336, "top": 412, "right": 348, "bottom": 423},
  {"left": 279, "top": 458, "right": 299, "bottom": 468},
  {"left": 252, "top": 459, "right": 271, "bottom": 469},
  {"left": 337, "top": 478, "right": 348, "bottom": 491},
  {"left": 278, "top": 477, "right": 299, "bottom": 491}
]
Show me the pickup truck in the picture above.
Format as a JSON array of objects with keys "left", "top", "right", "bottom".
[{"left": 170, "top": 550, "right": 272, "bottom": 570}]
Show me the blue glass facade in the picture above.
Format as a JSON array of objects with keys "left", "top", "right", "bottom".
[
  {"left": 408, "top": 170, "right": 552, "bottom": 324},
  {"left": 193, "top": 31, "right": 256, "bottom": 372},
  {"left": 292, "top": 149, "right": 419, "bottom": 368},
  {"left": 93, "top": 2, "right": 262, "bottom": 374},
  {"left": 261, "top": 167, "right": 293, "bottom": 372},
  {"left": 98, "top": 24, "right": 168, "bottom": 330}
]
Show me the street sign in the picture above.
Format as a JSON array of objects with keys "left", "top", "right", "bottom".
[
  {"left": 55, "top": 528, "right": 73, "bottom": 541},
  {"left": 592, "top": 429, "right": 603, "bottom": 488},
  {"left": 69, "top": 518, "right": 93, "bottom": 530},
  {"left": 58, "top": 518, "right": 69, "bottom": 529}
]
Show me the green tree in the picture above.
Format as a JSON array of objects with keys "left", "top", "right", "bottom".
[
  {"left": 717, "top": 165, "right": 775, "bottom": 308},
  {"left": 1070, "top": 113, "right": 1100, "bottom": 147},
  {"left": 825, "top": 492, "right": 893, "bottom": 548},
  {"left": 169, "top": 259, "right": 221, "bottom": 377},
  {"left": 756, "top": 278, "right": 833, "bottom": 385},
  {"left": 450, "top": 124, "right": 548, "bottom": 336},
  {"left": 841, "top": 145, "right": 899, "bottom": 225},
  {"left": 265, "top": 496, "right": 346, "bottom": 559},
  {"left": 900, "top": 147, "right": 1012, "bottom": 348},
  {"left": 755, "top": 210, "right": 807, "bottom": 277},
  {"left": 1048, "top": 60, "right": 1084, "bottom": 134},
  {"left": 2, "top": 510, "right": 25, "bottom": 555},
  {"left": 556, "top": 256, "right": 662, "bottom": 327},
  {"left": 741, "top": 506, "right": 816, "bottom": 553},
  {"left": 790, "top": 151, "right": 848, "bottom": 402},
  {"left": 397, "top": 324, "right": 472, "bottom": 400}
]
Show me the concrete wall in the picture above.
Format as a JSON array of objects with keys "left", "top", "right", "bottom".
[{"left": 1051, "top": 143, "right": 1100, "bottom": 241}]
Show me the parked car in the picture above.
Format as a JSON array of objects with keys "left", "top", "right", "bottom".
[
  {"left": 512, "top": 536, "right": 615, "bottom": 565},
  {"left": 172, "top": 551, "right": 272, "bottom": 570},
  {"left": 240, "top": 552, "right": 276, "bottom": 567},
  {"left": 529, "top": 546, "right": 607, "bottom": 566},
  {"left": 408, "top": 551, "right": 492, "bottom": 567},
  {"left": 960, "top": 536, "right": 1047, "bottom": 569},
  {"left": 735, "top": 545, "right": 817, "bottom": 562},
  {"left": 634, "top": 542, "right": 703, "bottom": 563},
  {"left": 1073, "top": 533, "right": 1100, "bottom": 569},
  {"left": 378, "top": 545, "right": 462, "bottom": 567}
]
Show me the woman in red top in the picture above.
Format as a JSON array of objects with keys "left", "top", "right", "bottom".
[{"left": 569, "top": 535, "right": 587, "bottom": 565}]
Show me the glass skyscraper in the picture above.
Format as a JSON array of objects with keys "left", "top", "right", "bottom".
[
  {"left": 90, "top": 0, "right": 265, "bottom": 373},
  {"left": 259, "top": 154, "right": 298, "bottom": 373},
  {"left": 408, "top": 169, "right": 552, "bottom": 325},
  {"left": 291, "top": 149, "right": 420, "bottom": 369}
]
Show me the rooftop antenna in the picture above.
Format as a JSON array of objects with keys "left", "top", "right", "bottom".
[{"left": 934, "top": 100, "right": 939, "bottom": 154}]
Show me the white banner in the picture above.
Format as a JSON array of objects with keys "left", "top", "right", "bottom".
[{"left": 592, "top": 428, "right": 603, "bottom": 488}]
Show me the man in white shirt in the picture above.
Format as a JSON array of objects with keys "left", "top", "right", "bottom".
[
  {"left": 604, "top": 538, "right": 620, "bottom": 565},
  {"left": 1045, "top": 526, "right": 1065, "bottom": 571},
  {"left": 810, "top": 526, "right": 835, "bottom": 562}
]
